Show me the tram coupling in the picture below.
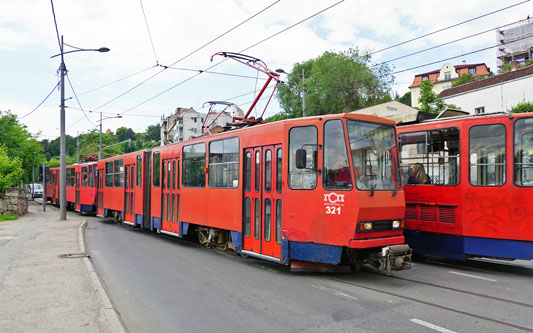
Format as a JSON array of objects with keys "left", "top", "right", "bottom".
[{"left": 370, "top": 244, "right": 412, "bottom": 274}]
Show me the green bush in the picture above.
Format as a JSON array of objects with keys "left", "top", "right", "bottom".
[
  {"left": 0, "top": 215, "right": 18, "bottom": 222},
  {"left": 509, "top": 102, "right": 533, "bottom": 113},
  {"left": 0, "top": 145, "right": 24, "bottom": 191}
]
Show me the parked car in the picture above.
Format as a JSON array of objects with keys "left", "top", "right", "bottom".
[{"left": 26, "top": 183, "right": 43, "bottom": 198}]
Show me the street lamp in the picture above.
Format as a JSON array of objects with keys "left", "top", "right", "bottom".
[
  {"left": 276, "top": 68, "right": 306, "bottom": 117},
  {"left": 97, "top": 112, "right": 122, "bottom": 160},
  {"left": 51, "top": 36, "right": 109, "bottom": 220}
]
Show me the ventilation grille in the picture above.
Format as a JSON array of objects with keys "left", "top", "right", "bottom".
[
  {"left": 438, "top": 206, "right": 456, "bottom": 223},
  {"left": 405, "top": 204, "right": 417, "bottom": 220},
  {"left": 419, "top": 206, "right": 437, "bottom": 221}
]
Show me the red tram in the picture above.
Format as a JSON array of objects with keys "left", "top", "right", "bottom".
[
  {"left": 45, "top": 162, "right": 98, "bottom": 213},
  {"left": 398, "top": 112, "right": 533, "bottom": 260},
  {"left": 90, "top": 113, "right": 411, "bottom": 272}
]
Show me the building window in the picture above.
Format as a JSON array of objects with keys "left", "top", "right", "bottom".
[
  {"left": 183, "top": 143, "right": 206, "bottom": 187},
  {"left": 444, "top": 71, "right": 451, "bottom": 80},
  {"left": 192, "top": 117, "right": 197, "bottom": 123},
  {"left": 469, "top": 124, "right": 506, "bottom": 186},
  {"left": 475, "top": 107, "right": 485, "bottom": 114},
  {"left": 469, "top": 67, "right": 476, "bottom": 75},
  {"left": 208, "top": 137, "right": 239, "bottom": 188},
  {"left": 422, "top": 76, "right": 429, "bottom": 81}
]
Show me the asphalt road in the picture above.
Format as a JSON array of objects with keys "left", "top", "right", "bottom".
[{"left": 85, "top": 216, "right": 533, "bottom": 333}]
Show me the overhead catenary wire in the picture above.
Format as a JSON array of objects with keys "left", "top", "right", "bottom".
[
  {"left": 119, "top": 0, "right": 345, "bottom": 116},
  {"left": 65, "top": 74, "right": 96, "bottom": 127},
  {"left": 19, "top": 82, "right": 60, "bottom": 119},
  {"left": 77, "top": 65, "right": 157, "bottom": 96},
  {"left": 139, "top": 0, "right": 159, "bottom": 65},
  {"left": 91, "top": 0, "right": 281, "bottom": 112},
  {"left": 49, "top": 0, "right": 62, "bottom": 53},
  {"left": 371, "top": 0, "right": 530, "bottom": 55},
  {"left": 377, "top": 17, "right": 532, "bottom": 66}
]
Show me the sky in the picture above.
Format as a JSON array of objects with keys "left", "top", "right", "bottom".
[{"left": 1, "top": 0, "right": 532, "bottom": 141}]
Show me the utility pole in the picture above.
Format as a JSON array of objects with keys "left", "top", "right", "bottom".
[
  {"left": 76, "top": 131, "right": 79, "bottom": 163},
  {"left": 301, "top": 68, "right": 306, "bottom": 118},
  {"left": 59, "top": 35, "right": 67, "bottom": 220},
  {"left": 99, "top": 112, "right": 102, "bottom": 160}
]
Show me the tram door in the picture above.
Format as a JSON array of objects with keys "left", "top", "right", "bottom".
[
  {"left": 161, "top": 158, "right": 180, "bottom": 235},
  {"left": 97, "top": 169, "right": 104, "bottom": 216},
  {"left": 124, "top": 164, "right": 135, "bottom": 222},
  {"left": 243, "top": 145, "right": 282, "bottom": 259},
  {"left": 75, "top": 170, "right": 81, "bottom": 211}
]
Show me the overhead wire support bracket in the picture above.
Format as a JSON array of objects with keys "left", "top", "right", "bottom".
[
  {"left": 210, "top": 52, "right": 280, "bottom": 125},
  {"left": 200, "top": 101, "right": 238, "bottom": 136}
]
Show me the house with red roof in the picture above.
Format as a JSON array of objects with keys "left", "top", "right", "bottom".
[
  {"left": 409, "top": 63, "right": 491, "bottom": 108},
  {"left": 438, "top": 64, "right": 533, "bottom": 114}
]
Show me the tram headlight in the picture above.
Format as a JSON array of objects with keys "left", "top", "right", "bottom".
[
  {"left": 360, "top": 222, "right": 373, "bottom": 231},
  {"left": 392, "top": 220, "right": 401, "bottom": 229}
]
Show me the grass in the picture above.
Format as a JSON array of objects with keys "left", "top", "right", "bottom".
[{"left": 0, "top": 215, "right": 18, "bottom": 222}]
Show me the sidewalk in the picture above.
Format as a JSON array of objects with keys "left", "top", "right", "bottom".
[{"left": 0, "top": 201, "right": 123, "bottom": 332}]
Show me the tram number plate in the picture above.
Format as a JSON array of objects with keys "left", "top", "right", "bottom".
[{"left": 325, "top": 206, "right": 341, "bottom": 215}]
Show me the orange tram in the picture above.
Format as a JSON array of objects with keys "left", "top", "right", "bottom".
[
  {"left": 398, "top": 112, "right": 533, "bottom": 261},
  {"left": 46, "top": 113, "right": 412, "bottom": 272}
]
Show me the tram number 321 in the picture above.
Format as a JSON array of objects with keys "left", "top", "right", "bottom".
[
  {"left": 324, "top": 192, "right": 344, "bottom": 215},
  {"left": 325, "top": 206, "right": 342, "bottom": 215}
]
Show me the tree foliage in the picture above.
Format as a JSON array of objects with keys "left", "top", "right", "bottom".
[
  {"left": 396, "top": 91, "right": 411, "bottom": 106},
  {"left": 0, "top": 110, "right": 43, "bottom": 183},
  {"left": 276, "top": 48, "right": 394, "bottom": 118},
  {"left": 0, "top": 145, "right": 24, "bottom": 191},
  {"left": 417, "top": 80, "right": 448, "bottom": 114},
  {"left": 509, "top": 102, "right": 533, "bottom": 113}
]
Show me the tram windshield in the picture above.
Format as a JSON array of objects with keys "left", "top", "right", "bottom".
[{"left": 346, "top": 120, "right": 400, "bottom": 191}]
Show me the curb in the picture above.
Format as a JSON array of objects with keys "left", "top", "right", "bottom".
[{"left": 79, "top": 220, "right": 126, "bottom": 333}]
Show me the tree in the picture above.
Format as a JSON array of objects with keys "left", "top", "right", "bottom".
[
  {"left": 417, "top": 80, "right": 448, "bottom": 114},
  {"left": 0, "top": 110, "right": 43, "bottom": 183},
  {"left": 397, "top": 91, "right": 411, "bottom": 106},
  {"left": 277, "top": 48, "right": 394, "bottom": 118},
  {"left": 509, "top": 102, "right": 533, "bottom": 113},
  {"left": 145, "top": 124, "right": 161, "bottom": 142},
  {"left": 0, "top": 145, "right": 24, "bottom": 190},
  {"left": 116, "top": 127, "right": 136, "bottom": 142}
]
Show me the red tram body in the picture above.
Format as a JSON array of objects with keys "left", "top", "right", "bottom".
[
  {"left": 58, "top": 113, "right": 412, "bottom": 271},
  {"left": 45, "top": 162, "right": 98, "bottom": 213},
  {"left": 398, "top": 113, "right": 533, "bottom": 260}
]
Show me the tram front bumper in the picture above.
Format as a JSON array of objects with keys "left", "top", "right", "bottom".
[{"left": 347, "top": 235, "right": 405, "bottom": 249}]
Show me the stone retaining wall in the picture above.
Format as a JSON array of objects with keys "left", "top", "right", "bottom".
[{"left": 0, "top": 188, "right": 28, "bottom": 216}]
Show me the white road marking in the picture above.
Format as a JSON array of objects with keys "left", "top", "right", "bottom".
[
  {"left": 410, "top": 319, "right": 458, "bottom": 333},
  {"left": 312, "top": 284, "right": 358, "bottom": 301},
  {"left": 448, "top": 270, "right": 497, "bottom": 282}
]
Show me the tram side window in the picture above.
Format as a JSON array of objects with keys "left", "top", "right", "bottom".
[
  {"left": 208, "top": 137, "right": 239, "bottom": 188},
  {"left": 82, "top": 167, "right": 88, "bottom": 187},
  {"left": 183, "top": 143, "right": 206, "bottom": 187},
  {"left": 399, "top": 128, "right": 460, "bottom": 186},
  {"left": 89, "top": 165, "right": 94, "bottom": 187},
  {"left": 114, "top": 159, "right": 124, "bottom": 187},
  {"left": 323, "top": 119, "right": 352, "bottom": 190},
  {"left": 470, "top": 124, "right": 506, "bottom": 186},
  {"left": 105, "top": 162, "right": 113, "bottom": 187},
  {"left": 153, "top": 152, "right": 160, "bottom": 187},
  {"left": 514, "top": 118, "right": 533, "bottom": 186},
  {"left": 289, "top": 126, "right": 317, "bottom": 190},
  {"left": 136, "top": 155, "right": 142, "bottom": 187}
]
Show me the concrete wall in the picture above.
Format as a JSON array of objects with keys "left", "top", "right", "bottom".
[
  {"left": 442, "top": 74, "right": 533, "bottom": 114},
  {"left": 0, "top": 188, "right": 28, "bottom": 216}
]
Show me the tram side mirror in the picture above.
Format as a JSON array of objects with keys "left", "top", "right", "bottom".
[{"left": 296, "top": 149, "right": 307, "bottom": 169}]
